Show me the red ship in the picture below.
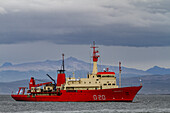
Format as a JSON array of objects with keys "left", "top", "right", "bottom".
[{"left": 11, "top": 42, "right": 142, "bottom": 102}]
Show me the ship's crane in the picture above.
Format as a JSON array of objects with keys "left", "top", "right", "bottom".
[
  {"left": 29, "top": 77, "right": 52, "bottom": 90},
  {"left": 34, "top": 82, "right": 52, "bottom": 87},
  {"left": 46, "top": 74, "right": 56, "bottom": 90}
]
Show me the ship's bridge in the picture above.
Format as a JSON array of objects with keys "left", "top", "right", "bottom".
[{"left": 96, "top": 72, "right": 115, "bottom": 78}]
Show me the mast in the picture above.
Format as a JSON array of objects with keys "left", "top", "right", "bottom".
[
  {"left": 62, "top": 53, "right": 64, "bottom": 70},
  {"left": 119, "top": 62, "right": 122, "bottom": 88},
  {"left": 57, "top": 54, "right": 66, "bottom": 86},
  {"left": 91, "top": 41, "right": 100, "bottom": 74},
  {"left": 59, "top": 53, "right": 65, "bottom": 72}
]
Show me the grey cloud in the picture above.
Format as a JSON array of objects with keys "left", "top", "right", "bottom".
[
  {"left": 0, "top": 7, "right": 6, "bottom": 14},
  {"left": 0, "top": 0, "right": 170, "bottom": 47}
]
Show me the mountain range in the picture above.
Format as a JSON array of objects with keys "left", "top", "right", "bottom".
[{"left": 1, "top": 57, "right": 170, "bottom": 82}]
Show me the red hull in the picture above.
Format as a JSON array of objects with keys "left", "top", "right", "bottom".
[{"left": 11, "top": 86, "right": 142, "bottom": 102}]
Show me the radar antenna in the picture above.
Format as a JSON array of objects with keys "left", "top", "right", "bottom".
[{"left": 90, "top": 41, "right": 100, "bottom": 74}]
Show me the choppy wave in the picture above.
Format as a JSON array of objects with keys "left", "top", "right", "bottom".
[{"left": 0, "top": 95, "right": 170, "bottom": 113}]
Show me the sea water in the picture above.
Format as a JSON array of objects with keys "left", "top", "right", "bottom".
[{"left": 0, "top": 95, "right": 170, "bottom": 113}]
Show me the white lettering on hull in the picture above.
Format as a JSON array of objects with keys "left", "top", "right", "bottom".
[{"left": 93, "top": 95, "right": 106, "bottom": 100}]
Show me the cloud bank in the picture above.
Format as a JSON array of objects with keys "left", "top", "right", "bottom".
[{"left": 0, "top": 0, "right": 170, "bottom": 47}]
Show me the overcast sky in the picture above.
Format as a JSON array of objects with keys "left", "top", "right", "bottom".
[{"left": 0, "top": 0, "right": 170, "bottom": 70}]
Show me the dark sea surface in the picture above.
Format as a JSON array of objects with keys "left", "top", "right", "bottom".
[{"left": 0, "top": 95, "right": 170, "bottom": 113}]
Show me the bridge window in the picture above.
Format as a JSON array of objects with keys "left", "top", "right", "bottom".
[
  {"left": 112, "top": 83, "right": 115, "bottom": 85},
  {"left": 108, "top": 83, "right": 111, "bottom": 85},
  {"left": 103, "top": 84, "right": 107, "bottom": 86},
  {"left": 97, "top": 75, "right": 101, "bottom": 77},
  {"left": 102, "top": 75, "right": 114, "bottom": 77}
]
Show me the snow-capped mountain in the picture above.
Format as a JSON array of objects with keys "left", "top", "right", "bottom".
[{"left": 0, "top": 57, "right": 89, "bottom": 72}]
